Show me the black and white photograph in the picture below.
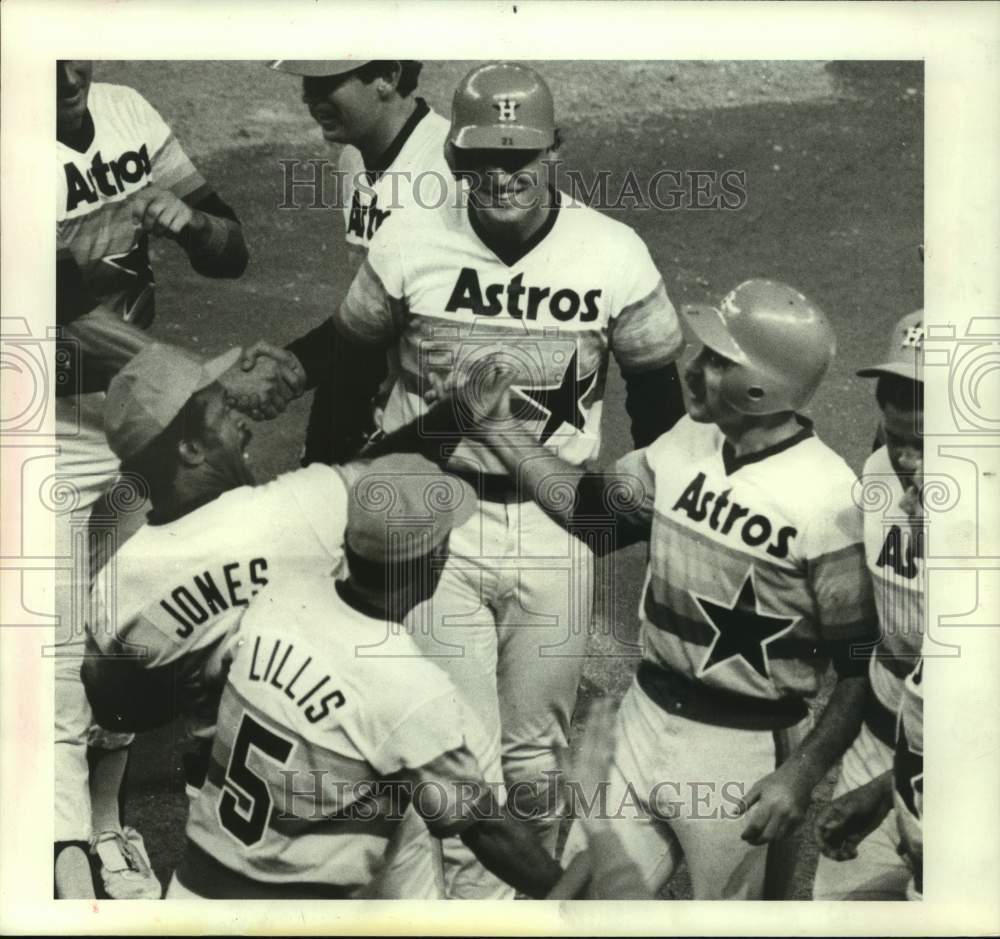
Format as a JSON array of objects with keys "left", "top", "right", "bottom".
[{"left": 1, "top": 1, "right": 998, "bottom": 935}]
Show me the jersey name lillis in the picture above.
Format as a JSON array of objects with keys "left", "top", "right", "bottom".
[
  {"left": 184, "top": 575, "right": 474, "bottom": 894},
  {"left": 624, "top": 416, "right": 875, "bottom": 700},
  {"left": 337, "top": 190, "right": 682, "bottom": 471}
]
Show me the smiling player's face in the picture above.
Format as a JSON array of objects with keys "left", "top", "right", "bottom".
[
  {"left": 193, "top": 384, "right": 255, "bottom": 489},
  {"left": 684, "top": 345, "right": 743, "bottom": 426},
  {"left": 57, "top": 60, "right": 93, "bottom": 135},
  {"left": 881, "top": 399, "right": 923, "bottom": 495},
  {"left": 455, "top": 147, "right": 553, "bottom": 234}
]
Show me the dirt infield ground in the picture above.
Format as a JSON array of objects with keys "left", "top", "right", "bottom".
[{"left": 97, "top": 59, "right": 922, "bottom": 899}]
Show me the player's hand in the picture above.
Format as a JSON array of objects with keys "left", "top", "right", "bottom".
[
  {"left": 438, "top": 362, "right": 515, "bottom": 425},
  {"left": 737, "top": 759, "right": 816, "bottom": 846},
  {"left": 129, "top": 185, "right": 194, "bottom": 239},
  {"left": 220, "top": 344, "right": 303, "bottom": 421},
  {"left": 240, "top": 341, "right": 306, "bottom": 401},
  {"left": 557, "top": 697, "right": 618, "bottom": 840},
  {"left": 814, "top": 774, "right": 893, "bottom": 861}
]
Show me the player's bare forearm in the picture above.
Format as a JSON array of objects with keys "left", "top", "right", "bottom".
[
  {"left": 460, "top": 813, "right": 563, "bottom": 899},
  {"left": 788, "top": 673, "right": 868, "bottom": 787},
  {"left": 739, "top": 674, "right": 867, "bottom": 845},
  {"left": 182, "top": 210, "right": 248, "bottom": 278}
]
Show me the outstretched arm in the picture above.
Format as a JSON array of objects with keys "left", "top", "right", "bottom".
[{"left": 462, "top": 369, "right": 653, "bottom": 553}]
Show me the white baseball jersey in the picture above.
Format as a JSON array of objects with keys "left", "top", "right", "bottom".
[
  {"left": 893, "top": 650, "right": 923, "bottom": 880},
  {"left": 336, "top": 189, "right": 683, "bottom": 473},
  {"left": 58, "top": 81, "right": 206, "bottom": 324},
  {"left": 56, "top": 81, "right": 207, "bottom": 503},
  {"left": 338, "top": 99, "right": 450, "bottom": 255},
  {"left": 860, "top": 445, "right": 925, "bottom": 763},
  {"left": 180, "top": 573, "right": 487, "bottom": 897},
  {"left": 89, "top": 465, "right": 349, "bottom": 738},
  {"left": 617, "top": 416, "right": 876, "bottom": 701}
]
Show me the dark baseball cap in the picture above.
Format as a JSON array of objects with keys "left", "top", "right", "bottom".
[
  {"left": 268, "top": 60, "right": 369, "bottom": 78},
  {"left": 104, "top": 343, "right": 240, "bottom": 462},
  {"left": 346, "top": 455, "right": 477, "bottom": 563},
  {"left": 857, "top": 309, "right": 925, "bottom": 382}
]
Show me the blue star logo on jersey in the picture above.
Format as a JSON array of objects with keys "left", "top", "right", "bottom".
[
  {"left": 691, "top": 568, "right": 798, "bottom": 679},
  {"left": 508, "top": 350, "right": 598, "bottom": 444}
]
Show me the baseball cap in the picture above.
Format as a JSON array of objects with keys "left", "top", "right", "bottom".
[
  {"left": 346, "top": 454, "right": 477, "bottom": 563},
  {"left": 857, "top": 309, "right": 925, "bottom": 381},
  {"left": 104, "top": 343, "right": 241, "bottom": 462},
  {"left": 268, "top": 60, "right": 368, "bottom": 78}
]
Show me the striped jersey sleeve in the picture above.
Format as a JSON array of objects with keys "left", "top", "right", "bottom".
[
  {"left": 120, "top": 86, "right": 204, "bottom": 198},
  {"left": 335, "top": 222, "right": 405, "bottom": 346},
  {"left": 801, "top": 485, "right": 877, "bottom": 644},
  {"left": 608, "top": 230, "right": 683, "bottom": 373}
]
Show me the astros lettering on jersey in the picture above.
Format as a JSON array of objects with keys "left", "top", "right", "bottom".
[
  {"left": 861, "top": 445, "right": 925, "bottom": 754},
  {"left": 620, "top": 415, "right": 875, "bottom": 699},
  {"left": 338, "top": 99, "right": 451, "bottom": 254},
  {"left": 335, "top": 188, "right": 683, "bottom": 473},
  {"left": 57, "top": 82, "right": 208, "bottom": 324}
]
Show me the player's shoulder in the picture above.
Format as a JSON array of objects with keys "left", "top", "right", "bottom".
[
  {"left": 338, "top": 143, "right": 364, "bottom": 175},
  {"left": 557, "top": 190, "right": 648, "bottom": 244},
  {"left": 646, "top": 415, "right": 719, "bottom": 465},
  {"left": 862, "top": 442, "right": 893, "bottom": 477},
  {"left": 88, "top": 82, "right": 159, "bottom": 122}
]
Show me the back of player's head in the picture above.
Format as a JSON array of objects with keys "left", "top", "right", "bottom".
[{"left": 344, "top": 455, "right": 476, "bottom": 602}]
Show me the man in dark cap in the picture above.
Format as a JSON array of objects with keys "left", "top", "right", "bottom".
[{"left": 167, "top": 458, "right": 563, "bottom": 899}]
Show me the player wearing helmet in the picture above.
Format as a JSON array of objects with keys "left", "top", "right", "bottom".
[
  {"left": 334, "top": 61, "right": 686, "bottom": 898},
  {"left": 458, "top": 279, "right": 878, "bottom": 899}
]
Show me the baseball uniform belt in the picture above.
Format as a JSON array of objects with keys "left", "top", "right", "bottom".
[
  {"left": 860, "top": 685, "right": 897, "bottom": 749},
  {"left": 636, "top": 660, "right": 809, "bottom": 731},
  {"left": 176, "top": 838, "right": 354, "bottom": 899},
  {"left": 451, "top": 470, "right": 533, "bottom": 503}
]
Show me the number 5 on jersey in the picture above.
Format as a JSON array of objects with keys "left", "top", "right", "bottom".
[{"left": 218, "top": 712, "right": 294, "bottom": 846}]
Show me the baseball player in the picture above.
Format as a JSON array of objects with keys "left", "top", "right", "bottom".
[
  {"left": 165, "top": 469, "right": 563, "bottom": 900},
  {"left": 53, "top": 59, "right": 287, "bottom": 900},
  {"left": 82, "top": 344, "right": 480, "bottom": 897},
  {"left": 268, "top": 60, "right": 452, "bottom": 465},
  {"left": 813, "top": 310, "right": 925, "bottom": 899},
  {"left": 333, "top": 62, "right": 687, "bottom": 897},
  {"left": 461, "top": 279, "right": 878, "bottom": 899}
]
